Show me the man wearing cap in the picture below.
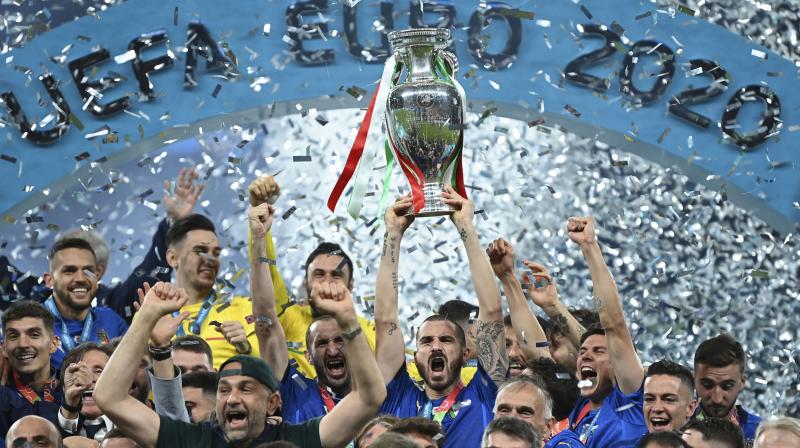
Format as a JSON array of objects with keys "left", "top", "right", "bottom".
[{"left": 95, "top": 277, "right": 386, "bottom": 448}]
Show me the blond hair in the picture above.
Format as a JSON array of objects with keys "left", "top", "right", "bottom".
[{"left": 755, "top": 416, "right": 800, "bottom": 447}]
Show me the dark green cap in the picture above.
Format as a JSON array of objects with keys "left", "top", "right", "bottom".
[{"left": 218, "top": 355, "right": 279, "bottom": 392}]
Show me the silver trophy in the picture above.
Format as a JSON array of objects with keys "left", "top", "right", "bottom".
[{"left": 386, "top": 28, "right": 465, "bottom": 217}]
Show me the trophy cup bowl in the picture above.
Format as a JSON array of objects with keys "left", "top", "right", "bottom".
[{"left": 386, "top": 28, "right": 464, "bottom": 217}]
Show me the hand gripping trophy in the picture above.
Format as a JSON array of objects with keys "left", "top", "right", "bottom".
[{"left": 328, "top": 28, "right": 469, "bottom": 218}]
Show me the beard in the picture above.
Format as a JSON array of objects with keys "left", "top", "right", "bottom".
[
  {"left": 53, "top": 284, "right": 93, "bottom": 315},
  {"left": 701, "top": 401, "right": 735, "bottom": 418},
  {"left": 418, "top": 356, "right": 462, "bottom": 393}
]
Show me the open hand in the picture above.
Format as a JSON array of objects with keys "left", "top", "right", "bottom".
[
  {"left": 441, "top": 185, "right": 474, "bottom": 228},
  {"left": 248, "top": 175, "right": 280, "bottom": 206},
  {"left": 384, "top": 194, "right": 415, "bottom": 235},
  {"left": 521, "top": 260, "right": 559, "bottom": 309},
  {"left": 164, "top": 168, "right": 205, "bottom": 221},
  {"left": 487, "top": 238, "right": 516, "bottom": 279},
  {"left": 248, "top": 203, "right": 274, "bottom": 239},
  {"left": 567, "top": 216, "right": 597, "bottom": 247}
]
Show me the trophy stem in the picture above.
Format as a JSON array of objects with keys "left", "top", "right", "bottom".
[{"left": 408, "top": 182, "right": 454, "bottom": 217}]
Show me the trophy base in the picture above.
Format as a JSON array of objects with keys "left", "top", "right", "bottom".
[{"left": 407, "top": 183, "right": 454, "bottom": 217}]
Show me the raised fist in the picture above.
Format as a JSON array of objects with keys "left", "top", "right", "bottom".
[
  {"left": 310, "top": 282, "right": 357, "bottom": 327},
  {"left": 567, "top": 216, "right": 597, "bottom": 247},
  {"left": 487, "top": 238, "right": 516, "bottom": 278},
  {"left": 139, "top": 282, "right": 189, "bottom": 319},
  {"left": 248, "top": 175, "right": 280, "bottom": 207},
  {"left": 248, "top": 203, "right": 275, "bottom": 239}
]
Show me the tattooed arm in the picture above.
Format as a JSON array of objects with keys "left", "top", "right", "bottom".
[
  {"left": 442, "top": 187, "right": 507, "bottom": 384},
  {"left": 375, "top": 196, "right": 415, "bottom": 383},
  {"left": 568, "top": 217, "right": 643, "bottom": 394}
]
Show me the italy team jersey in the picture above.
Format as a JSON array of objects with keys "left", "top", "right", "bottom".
[
  {"left": 279, "top": 364, "right": 342, "bottom": 424},
  {"left": 379, "top": 363, "right": 497, "bottom": 448},
  {"left": 568, "top": 384, "right": 647, "bottom": 448}
]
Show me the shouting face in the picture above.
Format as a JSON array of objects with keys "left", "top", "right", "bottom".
[
  {"left": 694, "top": 362, "right": 745, "bottom": 419},
  {"left": 216, "top": 364, "right": 274, "bottom": 444},
  {"left": 306, "top": 318, "right": 350, "bottom": 393},
  {"left": 2, "top": 317, "right": 58, "bottom": 379},
  {"left": 81, "top": 349, "right": 110, "bottom": 419},
  {"left": 414, "top": 320, "right": 467, "bottom": 394},
  {"left": 504, "top": 326, "right": 527, "bottom": 377},
  {"left": 46, "top": 247, "right": 98, "bottom": 316},
  {"left": 168, "top": 230, "right": 221, "bottom": 292},
  {"left": 577, "top": 334, "right": 614, "bottom": 402},
  {"left": 644, "top": 374, "right": 697, "bottom": 433}
]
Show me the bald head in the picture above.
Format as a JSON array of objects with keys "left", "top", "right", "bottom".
[{"left": 6, "top": 415, "right": 63, "bottom": 448}]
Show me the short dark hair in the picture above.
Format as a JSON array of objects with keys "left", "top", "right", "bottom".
[
  {"left": 438, "top": 300, "right": 479, "bottom": 325},
  {"left": 102, "top": 428, "right": 139, "bottom": 447},
  {"left": 181, "top": 371, "right": 218, "bottom": 397},
  {"left": 681, "top": 418, "right": 745, "bottom": 448},
  {"left": 390, "top": 417, "right": 446, "bottom": 448},
  {"left": 304, "top": 242, "right": 354, "bottom": 283},
  {"left": 548, "top": 308, "right": 598, "bottom": 341},
  {"left": 165, "top": 214, "right": 216, "bottom": 249},
  {"left": 252, "top": 442, "right": 300, "bottom": 448},
  {"left": 647, "top": 360, "right": 695, "bottom": 395},
  {"left": 418, "top": 314, "right": 466, "bottom": 349},
  {"left": 525, "top": 357, "right": 579, "bottom": 420},
  {"left": 579, "top": 324, "right": 606, "bottom": 346},
  {"left": 60, "top": 342, "right": 114, "bottom": 384},
  {"left": 355, "top": 415, "right": 400, "bottom": 448},
  {"left": 305, "top": 315, "right": 338, "bottom": 350},
  {"left": 174, "top": 335, "right": 214, "bottom": 367},
  {"left": 694, "top": 334, "right": 746, "bottom": 372},
  {"left": 370, "top": 432, "right": 417, "bottom": 448},
  {"left": 49, "top": 237, "right": 97, "bottom": 267},
  {"left": 483, "top": 416, "right": 540, "bottom": 448},
  {"left": 637, "top": 431, "right": 690, "bottom": 448},
  {"left": 2, "top": 300, "right": 56, "bottom": 336}
]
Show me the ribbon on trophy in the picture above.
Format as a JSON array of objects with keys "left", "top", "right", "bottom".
[
  {"left": 326, "top": 55, "right": 398, "bottom": 219},
  {"left": 327, "top": 33, "right": 468, "bottom": 219}
]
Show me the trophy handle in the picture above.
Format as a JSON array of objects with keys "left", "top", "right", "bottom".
[{"left": 439, "top": 50, "right": 458, "bottom": 77}]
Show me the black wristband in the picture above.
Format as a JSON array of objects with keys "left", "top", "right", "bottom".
[
  {"left": 148, "top": 343, "right": 174, "bottom": 361},
  {"left": 61, "top": 399, "right": 82, "bottom": 414},
  {"left": 341, "top": 326, "right": 363, "bottom": 340}
]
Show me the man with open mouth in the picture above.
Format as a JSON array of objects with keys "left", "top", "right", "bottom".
[
  {"left": 564, "top": 217, "right": 648, "bottom": 447},
  {"left": 57, "top": 342, "right": 115, "bottom": 441},
  {"left": 248, "top": 201, "right": 383, "bottom": 426},
  {"left": 0, "top": 301, "right": 62, "bottom": 437},
  {"left": 245, "top": 174, "right": 378, "bottom": 388},
  {"left": 42, "top": 237, "right": 129, "bottom": 371},
  {"left": 373, "top": 189, "right": 508, "bottom": 448},
  {"left": 643, "top": 360, "right": 697, "bottom": 436},
  {"left": 94, "top": 274, "right": 386, "bottom": 448}
]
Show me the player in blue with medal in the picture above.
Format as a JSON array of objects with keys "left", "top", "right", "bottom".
[
  {"left": 42, "top": 238, "right": 128, "bottom": 371},
  {"left": 565, "top": 217, "right": 648, "bottom": 447},
  {"left": 374, "top": 189, "right": 509, "bottom": 448}
]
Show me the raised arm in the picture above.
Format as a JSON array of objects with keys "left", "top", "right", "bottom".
[
  {"left": 487, "top": 239, "right": 551, "bottom": 361},
  {"left": 441, "top": 186, "right": 507, "bottom": 384},
  {"left": 248, "top": 203, "right": 289, "bottom": 377},
  {"left": 107, "top": 168, "right": 204, "bottom": 322},
  {"left": 316, "top": 283, "right": 387, "bottom": 448},
  {"left": 374, "top": 195, "right": 415, "bottom": 384},
  {"left": 521, "top": 260, "right": 586, "bottom": 351},
  {"left": 568, "top": 217, "right": 643, "bottom": 394},
  {"left": 94, "top": 282, "right": 189, "bottom": 448}
]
